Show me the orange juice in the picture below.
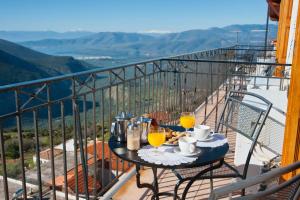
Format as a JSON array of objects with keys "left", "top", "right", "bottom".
[
  {"left": 148, "top": 132, "right": 166, "bottom": 147},
  {"left": 180, "top": 115, "right": 195, "bottom": 129}
]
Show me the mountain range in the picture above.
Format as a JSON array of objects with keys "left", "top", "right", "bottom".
[
  {"left": 19, "top": 24, "right": 277, "bottom": 58},
  {"left": 0, "top": 24, "right": 277, "bottom": 86},
  {"left": 0, "top": 31, "right": 94, "bottom": 42}
]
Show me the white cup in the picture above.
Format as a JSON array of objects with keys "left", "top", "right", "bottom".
[
  {"left": 194, "top": 125, "right": 210, "bottom": 140},
  {"left": 178, "top": 136, "right": 197, "bottom": 154}
]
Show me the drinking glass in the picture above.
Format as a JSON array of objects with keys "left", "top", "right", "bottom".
[
  {"left": 180, "top": 112, "right": 196, "bottom": 133},
  {"left": 148, "top": 127, "right": 166, "bottom": 154}
]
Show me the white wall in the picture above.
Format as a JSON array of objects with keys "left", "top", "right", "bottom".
[{"left": 286, "top": 0, "right": 299, "bottom": 64}]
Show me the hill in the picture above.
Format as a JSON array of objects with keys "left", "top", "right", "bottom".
[
  {"left": 0, "top": 49, "right": 49, "bottom": 85},
  {"left": 0, "top": 39, "right": 95, "bottom": 119},
  {"left": 0, "top": 39, "right": 91, "bottom": 85},
  {"left": 20, "top": 24, "right": 278, "bottom": 58}
]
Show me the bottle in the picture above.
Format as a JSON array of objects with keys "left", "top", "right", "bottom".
[{"left": 127, "top": 122, "right": 141, "bottom": 150}]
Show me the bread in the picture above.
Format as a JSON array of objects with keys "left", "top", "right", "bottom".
[{"left": 164, "top": 129, "right": 187, "bottom": 145}]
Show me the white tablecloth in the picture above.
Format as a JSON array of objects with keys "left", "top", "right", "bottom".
[{"left": 137, "top": 133, "right": 228, "bottom": 166}]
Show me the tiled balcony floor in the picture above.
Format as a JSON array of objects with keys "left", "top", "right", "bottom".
[{"left": 113, "top": 89, "right": 239, "bottom": 200}]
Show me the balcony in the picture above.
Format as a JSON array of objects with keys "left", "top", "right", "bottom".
[{"left": 0, "top": 45, "right": 292, "bottom": 199}]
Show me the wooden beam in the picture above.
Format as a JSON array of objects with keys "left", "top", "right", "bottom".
[
  {"left": 277, "top": 0, "right": 293, "bottom": 62},
  {"left": 281, "top": 0, "right": 300, "bottom": 179},
  {"left": 275, "top": 0, "right": 293, "bottom": 77}
]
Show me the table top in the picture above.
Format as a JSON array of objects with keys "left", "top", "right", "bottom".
[{"left": 108, "top": 125, "right": 229, "bottom": 169}]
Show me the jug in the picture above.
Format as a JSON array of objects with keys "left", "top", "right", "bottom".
[
  {"left": 137, "top": 116, "right": 152, "bottom": 144},
  {"left": 111, "top": 112, "right": 133, "bottom": 142}
]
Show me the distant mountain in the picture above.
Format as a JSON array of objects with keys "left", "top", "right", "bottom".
[
  {"left": 0, "top": 31, "right": 94, "bottom": 42},
  {"left": 0, "top": 39, "right": 92, "bottom": 85},
  {"left": 21, "top": 32, "right": 156, "bottom": 57},
  {"left": 20, "top": 24, "right": 277, "bottom": 58}
]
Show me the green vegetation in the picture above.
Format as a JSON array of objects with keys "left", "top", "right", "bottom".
[
  {"left": 0, "top": 122, "right": 112, "bottom": 178},
  {"left": 0, "top": 161, "right": 23, "bottom": 179},
  {"left": 5, "top": 139, "right": 20, "bottom": 159}
]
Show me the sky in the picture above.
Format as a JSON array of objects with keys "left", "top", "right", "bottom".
[{"left": 0, "top": 0, "right": 272, "bottom": 33}]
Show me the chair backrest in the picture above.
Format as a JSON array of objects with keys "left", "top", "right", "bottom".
[
  {"left": 216, "top": 90, "right": 272, "bottom": 178},
  {"left": 247, "top": 176, "right": 300, "bottom": 200}
]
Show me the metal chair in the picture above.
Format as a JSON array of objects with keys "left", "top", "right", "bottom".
[
  {"left": 172, "top": 90, "right": 273, "bottom": 199},
  {"left": 208, "top": 161, "right": 300, "bottom": 200}
]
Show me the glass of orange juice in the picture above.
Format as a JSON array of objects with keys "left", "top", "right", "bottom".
[
  {"left": 180, "top": 112, "right": 195, "bottom": 133},
  {"left": 148, "top": 127, "right": 166, "bottom": 154}
]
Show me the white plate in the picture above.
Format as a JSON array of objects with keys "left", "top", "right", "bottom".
[{"left": 173, "top": 147, "right": 201, "bottom": 156}]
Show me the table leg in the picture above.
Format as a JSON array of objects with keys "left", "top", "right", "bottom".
[
  {"left": 135, "top": 165, "right": 180, "bottom": 200},
  {"left": 136, "top": 165, "right": 156, "bottom": 191},
  {"left": 152, "top": 167, "right": 159, "bottom": 200},
  {"left": 136, "top": 165, "right": 159, "bottom": 199}
]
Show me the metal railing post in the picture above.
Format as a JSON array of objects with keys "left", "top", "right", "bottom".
[
  {"left": 47, "top": 84, "right": 56, "bottom": 200},
  {"left": 210, "top": 63, "right": 213, "bottom": 104},
  {"left": 184, "top": 66, "right": 187, "bottom": 111},
  {"left": 60, "top": 101, "right": 69, "bottom": 200},
  {"left": 108, "top": 72, "right": 113, "bottom": 183},
  {"left": 14, "top": 90, "right": 27, "bottom": 200},
  {"left": 204, "top": 97, "right": 208, "bottom": 125},
  {"left": 33, "top": 110, "right": 43, "bottom": 200},
  {"left": 163, "top": 71, "right": 167, "bottom": 112},
  {"left": 101, "top": 88, "right": 105, "bottom": 194},
  {"left": 73, "top": 103, "right": 89, "bottom": 200},
  {"left": 71, "top": 78, "right": 79, "bottom": 200},
  {"left": 0, "top": 123, "right": 9, "bottom": 200}
]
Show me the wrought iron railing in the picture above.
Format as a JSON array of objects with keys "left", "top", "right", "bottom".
[{"left": 0, "top": 45, "right": 291, "bottom": 199}]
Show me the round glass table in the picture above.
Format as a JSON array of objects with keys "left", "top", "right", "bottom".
[{"left": 108, "top": 126, "right": 229, "bottom": 200}]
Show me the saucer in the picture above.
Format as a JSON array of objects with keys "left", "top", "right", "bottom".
[
  {"left": 173, "top": 147, "right": 201, "bottom": 156},
  {"left": 188, "top": 131, "right": 214, "bottom": 142},
  {"left": 196, "top": 134, "right": 214, "bottom": 142}
]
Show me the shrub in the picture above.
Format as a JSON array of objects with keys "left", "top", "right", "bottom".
[
  {"left": 4, "top": 138, "right": 35, "bottom": 159},
  {"left": 23, "top": 138, "right": 35, "bottom": 152},
  {"left": 3, "top": 134, "right": 11, "bottom": 140},
  {"left": 0, "top": 161, "right": 22, "bottom": 178},
  {"left": 5, "top": 139, "right": 19, "bottom": 159},
  {"left": 6, "top": 161, "right": 22, "bottom": 178},
  {"left": 23, "top": 131, "right": 34, "bottom": 138}
]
